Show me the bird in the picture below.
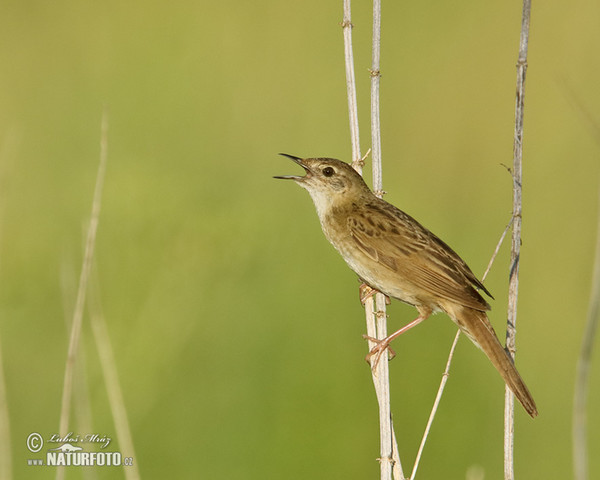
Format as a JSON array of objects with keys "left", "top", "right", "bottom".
[{"left": 274, "top": 153, "right": 538, "bottom": 418}]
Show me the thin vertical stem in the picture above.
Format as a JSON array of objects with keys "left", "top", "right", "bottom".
[
  {"left": 56, "top": 110, "right": 108, "bottom": 480},
  {"left": 411, "top": 219, "right": 512, "bottom": 479},
  {"left": 372, "top": 296, "right": 393, "bottom": 480},
  {"left": 573, "top": 187, "right": 600, "bottom": 480},
  {"left": 342, "top": 0, "right": 362, "bottom": 167},
  {"left": 505, "top": 1, "right": 531, "bottom": 478},
  {"left": 410, "top": 330, "right": 461, "bottom": 480},
  {"left": 89, "top": 278, "right": 141, "bottom": 480},
  {"left": 341, "top": 2, "right": 403, "bottom": 478},
  {"left": 370, "top": 0, "right": 383, "bottom": 196},
  {"left": 369, "top": 1, "right": 396, "bottom": 479}
]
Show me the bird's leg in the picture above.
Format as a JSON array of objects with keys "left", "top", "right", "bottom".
[
  {"left": 359, "top": 282, "right": 391, "bottom": 305},
  {"left": 363, "top": 308, "right": 431, "bottom": 368}
]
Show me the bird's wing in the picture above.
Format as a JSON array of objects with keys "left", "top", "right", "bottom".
[{"left": 347, "top": 202, "right": 491, "bottom": 311}]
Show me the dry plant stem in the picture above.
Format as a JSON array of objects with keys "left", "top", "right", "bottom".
[
  {"left": 370, "top": 0, "right": 382, "bottom": 195},
  {"left": 364, "top": 296, "right": 395, "bottom": 480},
  {"left": 341, "top": 2, "right": 403, "bottom": 478},
  {"left": 89, "top": 278, "right": 141, "bottom": 480},
  {"left": 372, "top": 295, "right": 394, "bottom": 480},
  {"left": 390, "top": 423, "right": 404, "bottom": 480},
  {"left": 342, "top": 0, "right": 361, "bottom": 166},
  {"left": 562, "top": 74, "right": 600, "bottom": 480},
  {"left": 411, "top": 223, "right": 511, "bottom": 478},
  {"left": 57, "top": 110, "right": 108, "bottom": 441},
  {"left": 61, "top": 247, "right": 98, "bottom": 480},
  {"left": 369, "top": 1, "right": 399, "bottom": 479},
  {"left": 505, "top": 1, "right": 531, "bottom": 478},
  {"left": 573, "top": 189, "right": 600, "bottom": 480},
  {"left": 410, "top": 330, "right": 461, "bottom": 480},
  {"left": 483, "top": 218, "right": 514, "bottom": 282}
]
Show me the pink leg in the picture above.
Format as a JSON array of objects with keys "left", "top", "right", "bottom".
[{"left": 363, "top": 311, "right": 430, "bottom": 368}]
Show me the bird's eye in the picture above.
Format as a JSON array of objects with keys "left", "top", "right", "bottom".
[{"left": 322, "top": 167, "right": 335, "bottom": 177}]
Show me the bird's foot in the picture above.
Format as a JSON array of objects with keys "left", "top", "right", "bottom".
[
  {"left": 362, "top": 334, "right": 396, "bottom": 368},
  {"left": 359, "top": 283, "right": 391, "bottom": 306},
  {"left": 361, "top": 311, "right": 431, "bottom": 369}
]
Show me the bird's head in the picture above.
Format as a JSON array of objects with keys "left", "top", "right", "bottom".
[{"left": 274, "top": 154, "right": 372, "bottom": 217}]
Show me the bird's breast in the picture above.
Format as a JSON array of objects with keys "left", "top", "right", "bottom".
[{"left": 320, "top": 212, "right": 435, "bottom": 309}]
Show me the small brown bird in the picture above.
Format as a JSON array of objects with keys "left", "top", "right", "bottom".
[{"left": 275, "top": 154, "right": 537, "bottom": 418}]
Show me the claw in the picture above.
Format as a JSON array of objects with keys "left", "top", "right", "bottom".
[
  {"left": 359, "top": 283, "right": 391, "bottom": 305},
  {"left": 361, "top": 310, "right": 431, "bottom": 369},
  {"left": 362, "top": 334, "right": 396, "bottom": 368}
]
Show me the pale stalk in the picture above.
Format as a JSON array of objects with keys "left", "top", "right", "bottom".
[
  {"left": 341, "top": 2, "right": 403, "bottom": 478},
  {"left": 60, "top": 251, "right": 97, "bottom": 480},
  {"left": 564, "top": 73, "right": 600, "bottom": 480},
  {"left": 56, "top": 110, "right": 108, "bottom": 480},
  {"left": 369, "top": 1, "right": 398, "bottom": 479},
  {"left": 411, "top": 218, "right": 514, "bottom": 478},
  {"left": 341, "top": 0, "right": 361, "bottom": 168},
  {"left": 505, "top": 1, "right": 531, "bottom": 478},
  {"left": 370, "top": 0, "right": 382, "bottom": 197},
  {"left": 573, "top": 187, "right": 600, "bottom": 480},
  {"left": 89, "top": 277, "right": 140, "bottom": 480},
  {"left": 560, "top": 67, "right": 600, "bottom": 480},
  {"left": 410, "top": 330, "right": 461, "bottom": 480}
]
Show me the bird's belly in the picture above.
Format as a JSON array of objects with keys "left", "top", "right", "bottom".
[
  {"left": 341, "top": 249, "right": 424, "bottom": 308},
  {"left": 324, "top": 223, "right": 440, "bottom": 311}
]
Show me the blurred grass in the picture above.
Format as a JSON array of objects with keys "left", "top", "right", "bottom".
[{"left": 1, "top": 0, "right": 599, "bottom": 478}]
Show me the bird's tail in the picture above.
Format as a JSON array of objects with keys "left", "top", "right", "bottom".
[{"left": 452, "top": 307, "right": 538, "bottom": 418}]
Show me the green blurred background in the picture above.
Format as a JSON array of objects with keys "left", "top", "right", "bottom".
[{"left": 1, "top": 0, "right": 599, "bottom": 478}]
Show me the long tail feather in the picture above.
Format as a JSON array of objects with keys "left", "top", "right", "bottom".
[{"left": 453, "top": 307, "right": 538, "bottom": 418}]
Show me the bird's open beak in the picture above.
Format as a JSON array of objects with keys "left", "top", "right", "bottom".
[{"left": 273, "top": 153, "right": 309, "bottom": 180}]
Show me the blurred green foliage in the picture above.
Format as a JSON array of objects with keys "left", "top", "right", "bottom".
[{"left": 1, "top": 0, "right": 599, "bottom": 478}]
